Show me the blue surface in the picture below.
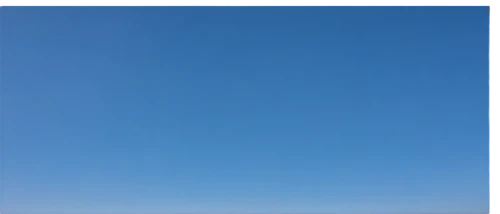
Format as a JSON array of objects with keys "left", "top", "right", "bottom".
[{"left": 0, "top": 6, "right": 489, "bottom": 214}]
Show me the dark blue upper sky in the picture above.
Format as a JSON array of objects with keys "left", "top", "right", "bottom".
[{"left": 0, "top": 6, "right": 489, "bottom": 214}]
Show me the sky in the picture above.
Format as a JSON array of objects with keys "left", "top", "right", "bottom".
[{"left": 0, "top": 6, "right": 489, "bottom": 214}]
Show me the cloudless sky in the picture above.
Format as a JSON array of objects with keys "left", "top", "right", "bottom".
[{"left": 0, "top": 6, "right": 489, "bottom": 214}]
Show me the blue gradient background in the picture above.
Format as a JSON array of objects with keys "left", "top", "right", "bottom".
[{"left": 0, "top": 6, "right": 489, "bottom": 214}]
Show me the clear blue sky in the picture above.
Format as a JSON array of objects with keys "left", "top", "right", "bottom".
[{"left": 0, "top": 6, "right": 489, "bottom": 214}]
